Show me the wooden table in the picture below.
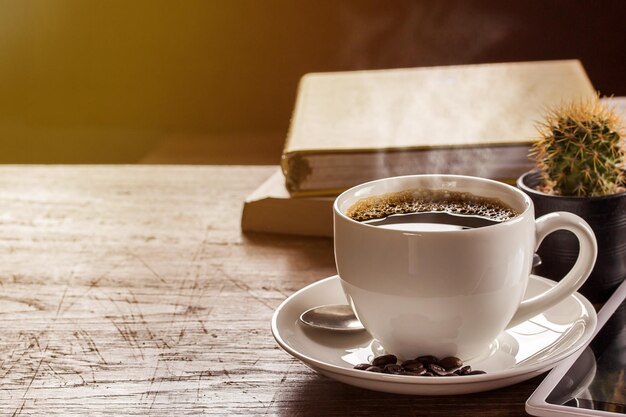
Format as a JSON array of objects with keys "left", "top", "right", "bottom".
[{"left": 0, "top": 165, "right": 542, "bottom": 416}]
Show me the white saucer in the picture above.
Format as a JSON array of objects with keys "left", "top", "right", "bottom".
[{"left": 271, "top": 275, "right": 597, "bottom": 395}]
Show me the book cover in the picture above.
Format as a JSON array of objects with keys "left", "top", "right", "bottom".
[
  {"left": 282, "top": 60, "right": 596, "bottom": 196},
  {"left": 241, "top": 169, "right": 334, "bottom": 237}
]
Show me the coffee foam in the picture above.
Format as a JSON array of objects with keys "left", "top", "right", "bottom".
[{"left": 346, "top": 188, "right": 518, "bottom": 222}]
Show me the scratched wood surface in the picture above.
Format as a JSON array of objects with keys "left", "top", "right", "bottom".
[{"left": 0, "top": 165, "right": 542, "bottom": 416}]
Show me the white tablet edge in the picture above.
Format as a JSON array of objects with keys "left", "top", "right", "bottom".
[{"left": 526, "top": 279, "right": 626, "bottom": 417}]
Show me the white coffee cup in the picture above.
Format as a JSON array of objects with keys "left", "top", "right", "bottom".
[{"left": 334, "top": 174, "right": 597, "bottom": 360}]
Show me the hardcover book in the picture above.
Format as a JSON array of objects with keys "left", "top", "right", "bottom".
[
  {"left": 241, "top": 169, "right": 334, "bottom": 237},
  {"left": 281, "top": 60, "right": 596, "bottom": 196}
]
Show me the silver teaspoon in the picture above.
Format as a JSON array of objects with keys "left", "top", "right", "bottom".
[{"left": 299, "top": 304, "right": 365, "bottom": 332}]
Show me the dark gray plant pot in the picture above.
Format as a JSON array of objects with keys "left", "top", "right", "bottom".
[{"left": 517, "top": 170, "right": 626, "bottom": 304}]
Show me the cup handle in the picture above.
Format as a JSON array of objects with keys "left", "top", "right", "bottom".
[{"left": 506, "top": 212, "right": 597, "bottom": 328}]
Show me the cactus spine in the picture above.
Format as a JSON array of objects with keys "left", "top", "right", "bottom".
[{"left": 530, "top": 97, "right": 626, "bottom": 197}]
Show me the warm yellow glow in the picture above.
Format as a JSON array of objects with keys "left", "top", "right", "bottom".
[{"left": 0, "top": 0, "right": 332, "bottom": 162}]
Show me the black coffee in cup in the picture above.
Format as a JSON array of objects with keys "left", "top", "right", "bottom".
[{"left": 346, "top": 188, "right": 518, "bottom": 232}]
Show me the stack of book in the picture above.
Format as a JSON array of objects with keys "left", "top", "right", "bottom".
[{"left": 242, "top": 60, "right": 596, "bottom": 237}]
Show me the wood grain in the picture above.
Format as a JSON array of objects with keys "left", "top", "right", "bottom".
[{"left": 0, "top": 165, "right": 541, "bottom": 416}]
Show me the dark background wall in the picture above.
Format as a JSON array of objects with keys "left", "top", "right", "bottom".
[{"left": 0, "top": 0, "right": 624, "bottom": 163}]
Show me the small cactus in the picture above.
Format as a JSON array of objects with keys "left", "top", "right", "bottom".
[{"left": 530, "top": 96, "right": 626, "bottom": 197}]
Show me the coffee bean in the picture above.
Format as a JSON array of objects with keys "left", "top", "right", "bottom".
[
  {"left": 438, "top": 356, "right": 463, "bottom": 371},
  {"left": 401, "top": 360, "right": 424, "bottom": 372},
  {"left": 417, "top": 355, "right": 439, "bottom": 366},
  {"left": 468, "top": 370, "right": 486, "bottom": 375},
  {"left": 455, "top": 365, "right": 472, "bottom": 375},
  {"left": 402, "top": 368, "right": 427, "bottom": 376},
  {"left": 351, "top": 352, "right": 486, "bottom": 378},
  {"left": 372, "top": 354, "right": 397, "bottom": 367},
  {"left": 383, "top": 364, "right": 403, "bottom": 375},
  {"left": 427, "top": 363, "right": 448, "bottom": 376}
]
